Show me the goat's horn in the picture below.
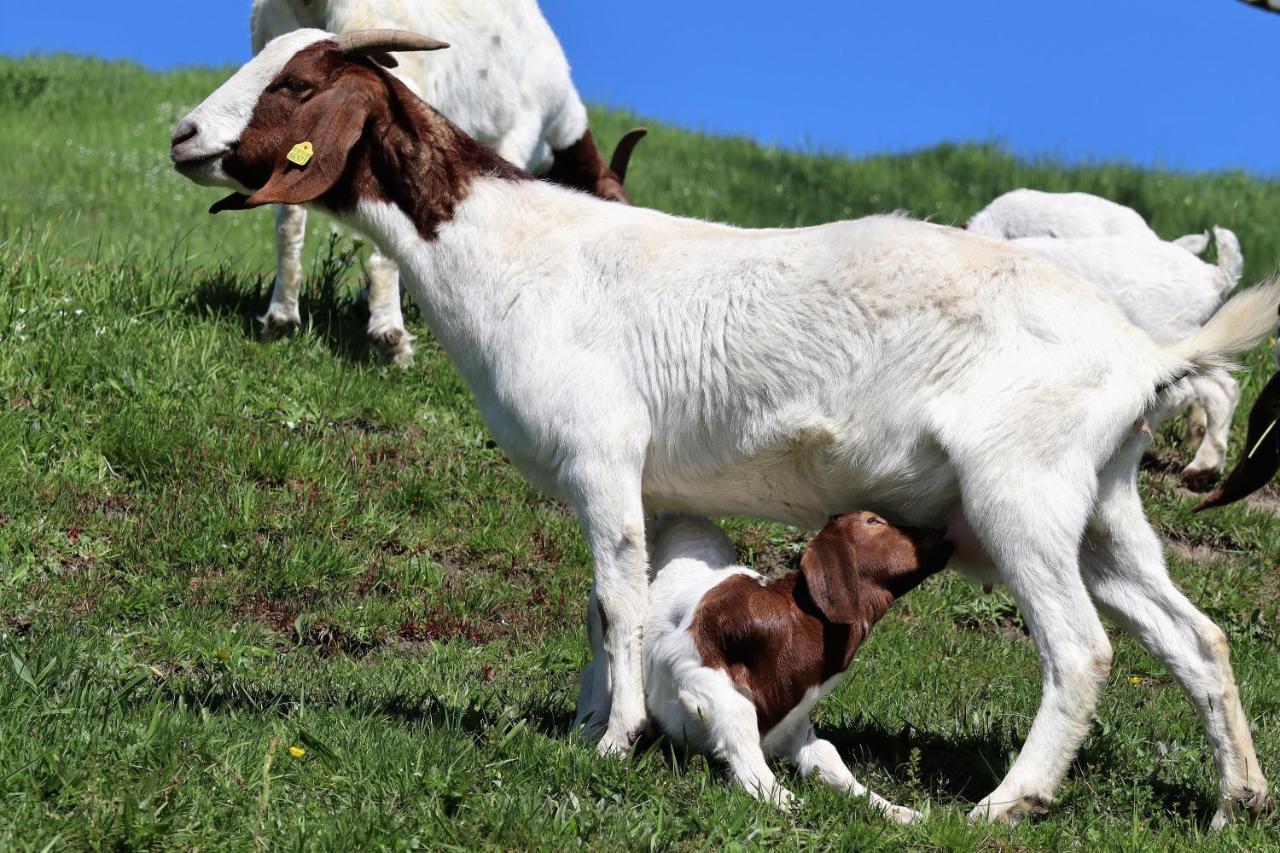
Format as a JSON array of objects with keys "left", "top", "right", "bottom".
[
  {"left": 609, "top": 128, "right": 647, "bottom": 183},
  {"left": 333, "top": 30, "right": 450, "bottom": 56}
]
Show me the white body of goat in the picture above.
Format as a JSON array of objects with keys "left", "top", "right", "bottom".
[
  {"left": 1012, "top": 227, "right": 1245, "bottom": 486},
  {"left": 172, "top": 29, "right": 1274, "bottom": 826},
  {"left": 251, "top": 0, "right": 602, "bottom": 364}
]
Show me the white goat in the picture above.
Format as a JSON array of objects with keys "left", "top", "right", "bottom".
[
  {"left": 1010, "top": 228, "right": 1244, "bottom": 487},
  {"left": 171, "top": 30, "right": 1274, "bottom": 825},
  {"left": 249, "top": 0, "right": 644, "bottom": 364},
  {"left": 967, "top": 188, "right": 1211, "bottom": 254}
]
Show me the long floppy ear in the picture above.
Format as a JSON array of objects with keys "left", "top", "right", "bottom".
[
  {"left": 244, "top": 79, "right": 375, "bottom": 208},
  {"left": 798, "top": 530, "right": 860, "bottom": 624}
]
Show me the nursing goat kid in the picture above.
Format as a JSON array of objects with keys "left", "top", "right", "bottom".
[
  {"left": 967, "top": 188, "right": 1211, "bottom": 254},
  {"left": 171, "top": 30, "right": 1275, "bottom": 825},
  {"left": 1012, "top": 228, "right": 1245, "bottom": 488},
  {"left": 245, "top": 0, "right": 645, "bottom": 364}
]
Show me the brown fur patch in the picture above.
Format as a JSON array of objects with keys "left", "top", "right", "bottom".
[
  {"left": 689, "top": 512, "right": 952, "bottom": 733},
  {"left": 546, "top": 129, "right": 631, "bottom": 203}
]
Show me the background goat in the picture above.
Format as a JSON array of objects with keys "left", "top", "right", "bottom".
[
  {"left": 249, "top": 0, "right": 645, "bottom": 364},
  {"left": 171, "top": 30, "right": 1274, "bottom": 825},
  {"left": 1009, "top": 228, "right": 1244, "bottom": 487}
]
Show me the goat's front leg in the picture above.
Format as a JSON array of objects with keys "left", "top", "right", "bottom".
[
  {"left": 566, "top": 460, "right": 650, "bottom": 756},
  {"left": 366, "top": 249, "right": 414, "bottom": 367},
  {"left": 784, "top": 728, "right": 920, "bottom": 823},
  {"left": 262, "top": 203, "right": 307, "bottom": 339}
]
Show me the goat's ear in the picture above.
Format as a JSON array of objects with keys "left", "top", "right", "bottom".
[
  {"left": 798, "top": 530, "right": 860, "bottom": 624},
  {"left": 245, "top": 80, "right": 374, "bottom": 208}
]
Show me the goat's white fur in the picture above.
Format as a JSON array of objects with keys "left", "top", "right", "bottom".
[
  {"left": 604, "top": 515, "right": 920, "bottom": 820},
  {"left": 967, "top": 188, "right": 1210, "bottom": 255},
  {"left": 177, "top": 36, "right": 1275, "bottom": 824},
  {"left": 1011, "top": 227, "right": 1245, "bottom": 485},
  {"left": 250, "top": 1, "right": 593, "bottom": 363}
]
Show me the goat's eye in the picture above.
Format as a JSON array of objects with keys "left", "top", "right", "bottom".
[
  {"left": 273, "top": 78, "right": 314, "bottom": 97},
  {"left": 866, "top": 515, "right": 884, "bottom": 526}
]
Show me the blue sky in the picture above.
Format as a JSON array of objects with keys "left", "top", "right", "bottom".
[{"left": 4, "top": 1, "right": 1278, "bottom": 174}]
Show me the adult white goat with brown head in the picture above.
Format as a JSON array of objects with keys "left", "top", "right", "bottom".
[
  {"left": 244, "top": 1, "right": 645, "bottom": 364},
  {"left": 171, "top": 30, "right": 1274, "bottom": 825}
]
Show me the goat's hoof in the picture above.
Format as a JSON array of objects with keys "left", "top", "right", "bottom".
[
  {"left": 371, "top": 327, "right": 415, "bottom": 368},
  {"left": 968, "top": 793, "right": 1051, "bottom": 825},
  {"left": 1180, "top": 466, "right": 1220, "bottom": 492},
  {"left": 260, "top": 311, "right": 301, "bottom": 341},
  {"left": 766, "top": 786, "right": 797, "bottom": 810},
  {"left": 885, "top": 804, "right": 924, "bottom": 825},
  {"left": 1211, "top": 786, "right": 1272, "bottom": 829},
  {"left": 595, "top": 725, "right": 642, "bottom": 758}
]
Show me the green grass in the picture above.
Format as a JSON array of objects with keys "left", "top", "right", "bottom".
[{"left": 1, "top": 53, "right": 1279, "bottom": 850}]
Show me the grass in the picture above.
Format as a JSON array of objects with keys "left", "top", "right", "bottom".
[{"left": 1, "top": 53, "right": 1279, "bottom": 850}]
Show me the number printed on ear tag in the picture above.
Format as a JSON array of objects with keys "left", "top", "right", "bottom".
[{"left": 286, "top": 141, "right": 314, "bottom": 166}]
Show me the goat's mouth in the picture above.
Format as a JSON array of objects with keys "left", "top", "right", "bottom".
[{"left": 171, "top": 148, "right": 239, "bottom": 189}]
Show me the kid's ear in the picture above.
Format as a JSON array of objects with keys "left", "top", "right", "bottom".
[
  {"left": 245, "top": 80, "right": 375, "bottom": 208},
  {"left": 799, "top": 530, "right": 860, "bottom": 624}
]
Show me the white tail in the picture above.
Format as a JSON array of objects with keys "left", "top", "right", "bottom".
[{"left": 1165, "top": 277, "right": 1280, "bottom": 375}]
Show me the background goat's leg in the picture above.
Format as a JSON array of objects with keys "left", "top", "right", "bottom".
[
  {"left": 568, "top": 466, "right": 649, "bottom": 756},
  {"left": 964, "top": 473, "right": 1111, "bottom": 824},
  {"left": 1083, "top": 441, "right": 1270, "bottom": 826},
  {"left": 572, "top": 581, "right": 610, "bottom": 739},
  {"left": 366, "top": 249, "right": 413, "bottom": 366},
  {"left": 263, "top": 203, "right": 306, "bottom": 338},
  {"left": 1181, "top": 372, "right": 1240, "bottom": 490}
]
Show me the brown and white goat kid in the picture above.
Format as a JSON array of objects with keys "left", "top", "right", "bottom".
[
  {"left": 242, "top": 2, "right": 646, "bottom": 363},
  {"left": 172, "top": 30, "right": 1275, "bottom": 824},
  {"left": 600, "top": 512, "right": 951, "bottom": 816}
]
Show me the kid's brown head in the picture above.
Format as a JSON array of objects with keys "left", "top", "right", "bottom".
[{"left": 799, "top": 510, "right": 953, "bottom": 624}]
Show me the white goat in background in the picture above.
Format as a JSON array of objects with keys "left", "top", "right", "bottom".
[
  {"left": 249, "top": 0, "right": 644, "bottom": 365},
  {"left": 967, "top": 188, "right": 1211, "bottom": 253},
  {"left": 170, "top": 30, "right": 1275, "bottom": 825}
]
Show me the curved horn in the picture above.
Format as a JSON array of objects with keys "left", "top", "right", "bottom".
[
  {"left": 608, "top": 128, "right": 647, "bottom": 183},
  {"left": 333, "top": 30, "right": 450, "bottom": 64}
]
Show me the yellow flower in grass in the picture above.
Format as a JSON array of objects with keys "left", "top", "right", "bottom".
[
  {"left": 289, "top": 746, "right": 306, "bottom": 759},
  {"left": 1129, "top": 676, "right": 1143, "bottom": 685}
]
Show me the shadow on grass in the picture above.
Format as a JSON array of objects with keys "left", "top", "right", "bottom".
[{"left": 183, "top": 234, "right": 394, "bottom": 365}]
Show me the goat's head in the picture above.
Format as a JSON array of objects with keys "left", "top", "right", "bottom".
[
  {"left": 170, "top": 29, "right": 451, "bottom": 213},
  {"left": 798, "top": 511, "right": 953, "bottom": 624}
]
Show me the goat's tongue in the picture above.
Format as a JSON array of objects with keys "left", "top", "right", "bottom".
[{"left": 209, "top": 192, "right": 251, "bottom": 214}]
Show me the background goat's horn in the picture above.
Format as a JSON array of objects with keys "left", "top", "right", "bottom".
[
  {"left": 334, "top": 30, "right": 450, "bottom": 56},
  {"left": 609, "top": 128, "right": 647, "bottom": 183}
]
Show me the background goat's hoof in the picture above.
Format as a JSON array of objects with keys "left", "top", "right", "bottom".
[
  {"left": 1210, "top": 786, "right": 1272, "bottom": 829},
  {"left": 1180, "top": 466, "right": 1220, "bottom": 492},
  {"left": 968, "top": 793, "right": 1050, "bottom": 825},
  {"left": 371, "top": 327, "right": 415, "bottom": 368},
  {"left": 260, "top": 310, "right": 301, "bottom": 341}
]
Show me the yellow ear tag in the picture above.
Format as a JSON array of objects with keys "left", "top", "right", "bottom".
[{"left": 286, "top": 141, "right": 314, "bottom": 166}]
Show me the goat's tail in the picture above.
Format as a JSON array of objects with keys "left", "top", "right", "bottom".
[
  {"left": 1212, "top": 225, "right": 1245, "bottom": 298},
  {"left": 1159, "top": 277, "right": 1280, "bottom": 383}
]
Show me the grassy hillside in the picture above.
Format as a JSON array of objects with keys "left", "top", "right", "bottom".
[{"left": 1, "top": 54, "right": 1279, "bottom": 850}]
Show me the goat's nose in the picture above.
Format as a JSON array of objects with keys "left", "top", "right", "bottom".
[{"left": 170, "top": 119, "right": 198, "bottom": 149}]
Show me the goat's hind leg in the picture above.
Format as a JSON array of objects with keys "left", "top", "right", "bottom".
[
  {"left": 775, "top": 722, "right": 920, "bottom": 823},
  {"left": 1082, "top": 441, "right": 1270, "bottom": 826},
  {"left": 961, "top": 468, "right": 1113, "bottom": 824}
]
